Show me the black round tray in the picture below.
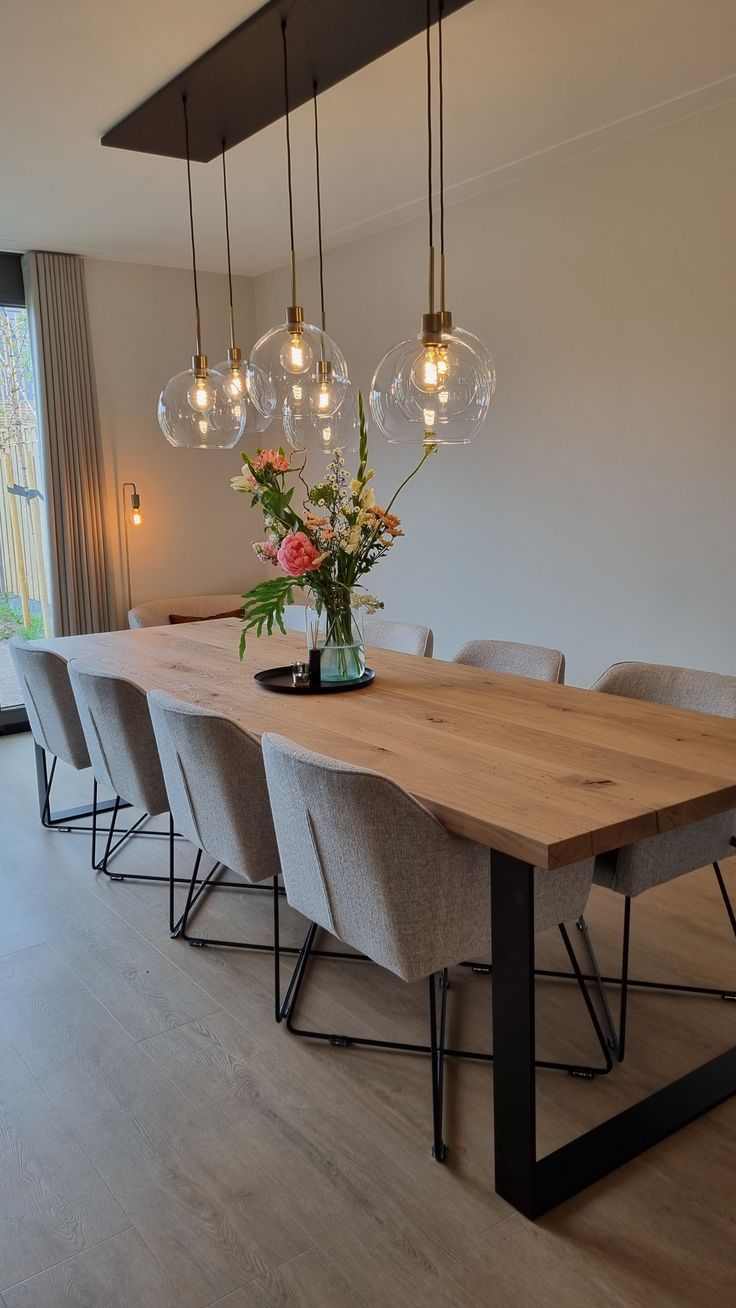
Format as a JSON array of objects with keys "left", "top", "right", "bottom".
[{"left": 254, "top": 665, "right": 375, "bottom": 694}]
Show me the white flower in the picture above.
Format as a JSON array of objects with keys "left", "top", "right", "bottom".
[
  {"left": 230, "top": 474, "right": 252, "bottom": 492},
  {"left": 351, "top": 592, "right": 384, "bottom": 614}
]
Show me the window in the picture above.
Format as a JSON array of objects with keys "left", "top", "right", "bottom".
[{"left": 0, "top": 253, "right": 49, "bottom": 726}]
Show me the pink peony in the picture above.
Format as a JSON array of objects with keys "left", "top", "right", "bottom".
[
  {"left": 277, "top": 531, "right": 324, "bottom": 577},
  {"left": 252, "top": 540, "right": 278, "bottom": 566},
  {"left": 253, "top": 449, "right": 291, "bottom": 474}
]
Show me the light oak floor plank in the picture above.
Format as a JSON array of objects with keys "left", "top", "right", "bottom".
[
  {"left": 0, "top": 1027, "right": 129, "bottom": 1291},
  {"left": 2, "top": 733, "right": 736, "bottom": 1306},
  {"left": 2, "top": 1228, "right": 179, "bottom": 1308}
]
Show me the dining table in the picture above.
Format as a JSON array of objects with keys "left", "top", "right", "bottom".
[{"left": 29, "top": 618, "right": 736, "bottom": 1218}]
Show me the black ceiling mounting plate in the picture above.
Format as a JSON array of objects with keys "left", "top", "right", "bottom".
[{"left": 101, "top": 0, "right": 473, "bottom": 163}]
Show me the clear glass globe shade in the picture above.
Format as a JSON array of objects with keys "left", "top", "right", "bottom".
[
  {"left": 250, "top": 321, "right": 349, "bottom": 409},
  {"left": 214, "top": 359, "right": 276, "bottom": 435},
  {"left": 158, "top": 367, "right": 246, "bottom": 449},
  {"left": 307, "top": 370, "right": 348, "bottom": 418},
  {"left": 284, "top": 380, "right": 359, "bottom": 457},
  {"left": 445, "top": 325, "right": 496, "bottom": 396},
  {"left": 370, "top": 334, "right": 493, "bottom": 445}
]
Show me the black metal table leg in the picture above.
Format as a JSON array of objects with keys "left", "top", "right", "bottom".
[
  {"left": 489, "top": 848, "right": 736, "bottom": 1219},
  {"left": 490, "top": 851, "right": 537, "bottom": 1216}
]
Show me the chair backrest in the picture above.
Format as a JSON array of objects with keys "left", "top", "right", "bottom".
[
  {"left": 147, "top": 690, "right": 280, "bottom": 884},
  {"left": 261, "top": 732, "right": 489, "bottom": 982},
  {"left": 453, "top": 639, "right": 565, "bottom": 683},
  {"left": 283, "top": 606, "right": 433, "bottom": 657},
  {"left": 592, "top": 662, "right": 736, "bottom": 718},
  {"left": 363, "top": 617, "right": 434, "bottom": 658},
  {"left": 281, "top": 603, "right": 307, "bottom": 635},
  {"left": 128, "top": 594, "right": 243, "bottom": 628},
  {"left": 8, "top": 639, "right": 90, "bottom": 769},
  {"left": 67, "top": 661, "right": 168, "bottom": 815}
]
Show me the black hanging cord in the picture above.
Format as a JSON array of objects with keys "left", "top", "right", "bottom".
[
  {"left": 182, "top": 94, "right": 202, "bottom": 356},
  {"left": 438, "top": 0, "right": 445, "bottom": 261},
  {"left": 281, "top": 19, "right": 298, "bottom": 305},
  {"left": 426, "top": 0, "right": 431, "bottom": 265},
  {"left": 221, "top": 140, "right": 236, "bottom": 350},
  {"left": 312, "top": 83, "right": 326, "bottom": 332}
]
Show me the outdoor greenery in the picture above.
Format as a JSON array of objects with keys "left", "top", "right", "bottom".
[{"left": 0, "top": 600, "right": 44, "bottom": 642}]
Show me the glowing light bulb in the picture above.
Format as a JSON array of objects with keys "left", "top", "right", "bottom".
[
  {"left": 321, "top": 424, "right": 332, "bottom": 444},
  {"left": 423, "top": 407, "right": 436, "bottom": 429},
  {"left": 129, "top": 507, "right": 144, "bottom": 527},
  {"left": 317, "top": 384, "right": 331, "bottom": 412},
  {"left": 411, "top": 345, "right": 450, "bottom": 394},
  {"left": 223, "top": 368, "right": 244, "bottom": 400},
  {"left": 291, "top": 384, "right": 303, "bottom": 402},
  {"left": 198, "top": 417, "right": 210, "bottom": 436},
  {"left": 187, "top": 376, "right": 215, "bottom": 413},
  {"left": 279, "top": 331, "right": 312, "bottom": 375}
]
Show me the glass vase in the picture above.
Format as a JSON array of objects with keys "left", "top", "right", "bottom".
[{"left": 305, "top": 601, "right": 365, "bottom": 684}]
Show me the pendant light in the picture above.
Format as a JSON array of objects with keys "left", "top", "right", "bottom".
[
  {"left": 249, "top": 20, "right": 348, "bottom": 429},
  {"left": 213, "top": 141, "right": 276, "bottom": 434},
  {"left": 435, "top": 1, "right": 496, "bottom": 395},
  {"left": 158, "top": 96, "right": 246, "bottom": 449},
  {"left": 283, "top": 82, "right": 358, "bottom": 457},
  {"left": 369, "top": 1, "right": 494, "bottom": 445}
]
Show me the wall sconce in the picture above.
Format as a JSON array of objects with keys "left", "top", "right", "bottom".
[{"left": 122, "top": 481, "right": 144, "bottom": 613}]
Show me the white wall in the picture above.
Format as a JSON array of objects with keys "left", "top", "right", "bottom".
[
  {"left": 254, "top": 100, "right": 736, "bottom": 686},
  {"left": 85, "top": 259, "right": 262, "bottom": 625}
]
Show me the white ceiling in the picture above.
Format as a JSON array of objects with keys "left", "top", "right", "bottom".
[{"left": 3, "top": 0, "right": 736, "bottom": 276}]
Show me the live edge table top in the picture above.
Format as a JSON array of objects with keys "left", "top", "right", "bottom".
[{"left": 34, "top": 620, "right": 736, "bottom": 872}]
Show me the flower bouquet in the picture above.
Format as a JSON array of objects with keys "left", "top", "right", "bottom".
[{"left": 231, "top": 393, "right": 433, "bottom": 682}]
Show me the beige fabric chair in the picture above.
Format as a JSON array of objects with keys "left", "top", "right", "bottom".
[
  {"left": 588, "top": 660, "right": 736, "bottom": 1060},
  {"left": 262, "top": 732, "right": 609, "bottom": 1159},
  {"left": 67, "top": 661, "right": 183, "bottom": 911},
  {"left": 147, "top": 690, "right": 283, "bottom": 977},
  {"left": 8, "top": 638, "right": 97, "bottom": 834},
  {"left": 128, "top": 594, "right": 243, "bottom": 628},
  {"left": 283, "top": 604, "right": 433, "bottom": 657},
  {"left": 453, "top": 639, "right": 565, "bottom": 683}
]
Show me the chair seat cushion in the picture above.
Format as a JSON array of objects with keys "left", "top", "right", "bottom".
[{"left": 594, "top": 811, "right": 736, "bottom": 897}]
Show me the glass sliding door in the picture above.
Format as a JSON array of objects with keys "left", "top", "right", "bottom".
[{"left": 0, "top": 252, "right": 50, "bottom": 730}]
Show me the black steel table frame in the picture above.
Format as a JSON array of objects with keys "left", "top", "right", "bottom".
[{"left": 491, "top": 850, "right": 736, "bottom": 1218}]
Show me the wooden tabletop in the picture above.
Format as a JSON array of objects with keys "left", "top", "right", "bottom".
[{"left": 33, "top": 620, "right": 736, "bottom": 870}]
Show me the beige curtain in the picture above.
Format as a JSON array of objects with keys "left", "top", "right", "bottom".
[{"left": 22, "top": 251, "right": 112, "bottom": 635}]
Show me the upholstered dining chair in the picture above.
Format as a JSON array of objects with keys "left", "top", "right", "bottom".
[
  {"left": 585, "top": 661, "right": 736, "bottom": 1061},
  {"left": 8, "top": 638, "right": 104, "bottom": 836},
  {"left": 453, "top": 639, "right": 565, "bottom": 683},
  {"left": 67, "top": 661, "right": 212, "bottom": 925},
  {"left": 262, "top": 733, "right": 611, "bottom": 1161},
  {"left": 147, "top": 690, "right": 361, "bottom": 1006},
  {"left": 147, "top": 690, "right": 282, "bottom": 990},
  {"left": 283, "top": 604, "right": 434, "bottom": 658}
]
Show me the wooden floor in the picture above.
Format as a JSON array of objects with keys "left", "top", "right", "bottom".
[{"left": 0, "top": 731, "right": 735, "bottom": 1306}]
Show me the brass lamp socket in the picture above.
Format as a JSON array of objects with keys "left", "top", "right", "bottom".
[
  {"left": 227, "top": 346, "right": 243, "bottom": 367},
  {"left": 437, "top": 308, "right": 453, "bottom": 334},
  {"left": 420, "top": 312, "right": 442, "bottom": 346},
  {"left": 286, "top": 305, "right": 305, "bottom": 332},
  {"left": 192, "top": 354, "right": 208, "bottom": 377},
  {"left": 317, "top": 359, "right": 333, "bottom": 382},
  {"left": 130, "top": 490, "right": 141, "bottom": 511}
]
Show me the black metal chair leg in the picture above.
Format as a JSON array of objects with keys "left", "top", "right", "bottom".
[
  {"left": 558, "top": 925, "right": 613, "bottom": 1075},
  {"left": 273, "top": 877, "right": 282, "bottom": 1022},
  {"left": 429, "top": 971, "right": 448, "bottom": 1161},
  {"left": 97, "top": 795, "right": 121, "bottom": 874},
  {"left": 618, "top": 896, "right": 632, "bottom": 1063},
  {"left": 40, "top": 753, "right": 57, "bottom": 828},
  {"left": 714, "top": 861, "right": 736, "bottom": 939},
  {"left": 91, "top": 779, "right": 98, "bottom": 870}
]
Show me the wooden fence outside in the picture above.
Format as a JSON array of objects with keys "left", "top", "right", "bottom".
[{"left": 0, "top": 417, "right": 51, "bottom": 633}]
